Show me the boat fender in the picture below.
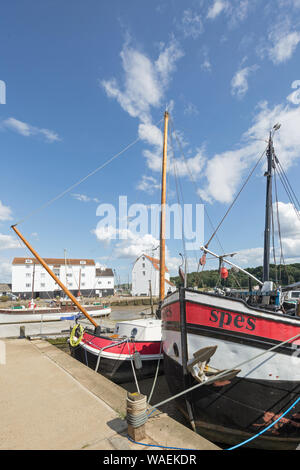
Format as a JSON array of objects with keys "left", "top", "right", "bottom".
[
  {"left": 69, "top": 324, "right": 84, "bottom": 348},
  {"left": 133, "top": 351, "right": 142, "bottom": 370}
]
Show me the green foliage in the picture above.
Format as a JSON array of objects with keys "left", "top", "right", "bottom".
[{"left": 171, "top": 263, "right": 300, "bottom": 289}]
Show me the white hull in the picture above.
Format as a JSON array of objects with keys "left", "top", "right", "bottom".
[{"left": 0, "top": 307, "right": 111, "bottom": 324}]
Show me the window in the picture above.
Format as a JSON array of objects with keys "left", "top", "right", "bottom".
[
  {"left": 142, "top": 263, "right": 145, "bottom": 268},
  {"left": 81, "top": 282, "right": 85, "bottom": 287},
  {"left": 142, "top": 271, "right": 145, "bottom": 276},
  {"left": 108, "top": 281, "right": 111, "bottom": 284},
  {"left": 67, "top": 273, "right": 72, "bottom": 277},
  {"left": 81, "top": 273, "right": 85, "bottom": 277},
  {"left": 68, "top": 282, "right": 73, "bottom": 287},
  {"left": 26, "top": 273, "right": 31, "bottom": 277},
  {"left": 41, "top": 283, "right": 45, "bottom": 288},
  {"left": 41, "top": 273, "right": 45, "bottom": 278},
  {"left": 26, "top": 283, "right": 31, "bottom": 288},
  {"left": 26, "top": 265, "right": 31, "bottom": 269},
  {"left": 98, "top": 281, "right": 102, "bottom": 285},
  {"left": 291, "top": 292, "right": 300, "bottom": 299}
]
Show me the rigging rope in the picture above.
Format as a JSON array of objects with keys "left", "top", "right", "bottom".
[
  {"left": 14, "top": 119, "right": 163, "bottom": 226},
  {"left": 204, "top": 145, "right": 268, "bottom": 248}
]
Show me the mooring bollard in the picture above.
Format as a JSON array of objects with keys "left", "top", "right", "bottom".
[{"left": 126, "top": 391, "right": 147, "bottom": 441}]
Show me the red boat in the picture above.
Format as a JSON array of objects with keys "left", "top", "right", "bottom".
[
  {"left": 70, "top": 318, "right": 163, "bottom": 383},
  {"left": 161, "top": 126, "right": 300, "bottom": 449}
]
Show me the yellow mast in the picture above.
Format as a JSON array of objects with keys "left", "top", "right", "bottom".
[
  {"left": 11, "top": 224, "right": 98, "bottom": 328},
  {"left": 159, "top": 111, "right": 169, "bottom": 302}
]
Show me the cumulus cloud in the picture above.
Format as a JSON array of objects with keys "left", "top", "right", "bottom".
[
  {"left": 231, "top": 65, "right": 259, "bottom": 98},
  {"left": 94, "top": 223, "right": 181, "bottom": 273},
  {"left": 101, "top": 39, "right": 183, "bottom": 124},
  {"left": 199, "top": 86, "right": 300, "bottom": 204},
  {"left": 0, "top": 201, "right": 12, "bottom": 222},
  {"left": 2, "top": 117, "right": 60, "bottom": 142}
]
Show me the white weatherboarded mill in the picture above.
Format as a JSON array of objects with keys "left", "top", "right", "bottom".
[{"left": 131, "top": 254, "right": 176, "bottom": 297}]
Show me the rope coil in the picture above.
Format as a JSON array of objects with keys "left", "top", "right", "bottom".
[{"left": 126, "top": 394, "right": 147, "bottom": 428}]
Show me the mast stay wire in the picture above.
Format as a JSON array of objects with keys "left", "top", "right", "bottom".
[
  {"left": 168, "top": 116, "right": 247, "bottom": 288},
  {"left": 168, "top": 116, "right": 226, "bottom": 256},
  {"left": 14, "top": 118, "right": 163, "bottom": 226}
]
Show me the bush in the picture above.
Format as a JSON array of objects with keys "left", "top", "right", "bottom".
[{"left": 0, "top": 295, "right": 10, "bottom": 302}]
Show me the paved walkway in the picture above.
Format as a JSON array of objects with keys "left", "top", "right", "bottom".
[{"left": 0, "top": 338, "right": 219, "bottom": 450}]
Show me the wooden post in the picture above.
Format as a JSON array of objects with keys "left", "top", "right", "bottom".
[
  {"left": 11, "top": 225, "right": 98, "bottom": 328},
  {"left": 159, "top": 111, "right": 169, "bottom": 302},
  {"left": 127, "top": 392, "right": 147, "bottom": 441}
]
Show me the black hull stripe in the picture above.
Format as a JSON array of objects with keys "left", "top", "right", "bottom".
[{"left": 163, "top": 320, "right": 300, "bottom": 356}]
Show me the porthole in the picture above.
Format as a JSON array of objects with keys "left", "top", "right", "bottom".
[{"left": 131, "top": 327, "right": 138, "bottom": 338}]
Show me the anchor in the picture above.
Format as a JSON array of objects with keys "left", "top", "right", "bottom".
[{"left": 187, "top": 345, "right": 241, "bottom": 384}]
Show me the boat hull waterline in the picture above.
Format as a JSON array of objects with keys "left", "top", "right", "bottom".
[{"left": 162, "top": 289, "right": 300, "bottom": 450}]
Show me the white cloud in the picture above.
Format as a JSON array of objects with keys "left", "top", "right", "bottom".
[
  {"left": 231, "top": 65, "right": 258, "bottom": 98},
  {"left": 181, "top": 9, "right": 204, "bottom": 38},
  {"left": 136, "top": 175, "right": 160, "bottom": 194},
  {"left": 71, "top": 193, "right": 100, "bottom": 203},
  {"left": 2, "top": 117, "right": 60, "bottom": 142},
  {"left": 101, "top": 39, "right": 183, "bottom": 124},
  {"left": 199, "top": 91, "right": 300, "bottom": 204},
  {"left": 94, "top": 223, "right": 180, "bottom": 273},
  {"left": 0, "top": 201, "right": 12, "bottom": 222},
  {"left": 207, "top": 0, "right": 229, "bottom": 19},
  {"left": 259, "top": 20, "right": 300, "bottom": 64},
  {"left": 0, "top": 233, "right": 22, "bottom": 250}
]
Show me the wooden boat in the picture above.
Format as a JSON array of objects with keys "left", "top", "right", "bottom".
[{"left": 160, "top": 125, "right": 300, "bottom": 449}]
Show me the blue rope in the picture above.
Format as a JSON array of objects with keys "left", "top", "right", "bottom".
[
  {"left": 127, "top": 435, "right": 196, "bottom": 450},
  {"left": 128, "top": 395, "right": 300, "bottom": 451},
  {"left": 226, "top": 395, "right": 300, "bottom": 450}
]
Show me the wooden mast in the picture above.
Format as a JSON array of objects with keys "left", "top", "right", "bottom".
[
  {"left": 159, "top": 111, "right": 169, "bottom": 302},
  {"left": 11, "top": 224, "right": 98, "bottom": 328}
]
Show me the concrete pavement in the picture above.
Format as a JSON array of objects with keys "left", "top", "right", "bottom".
[{"left": 0, "top": 338, "right": 219, "bottom": 450}]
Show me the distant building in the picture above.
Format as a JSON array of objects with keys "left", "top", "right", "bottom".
[
  {"left": 95, "top": 268, "right": 115, "bottom": 297},
  {"left": 131, "top": 254, "right": 176, "bottom": 297},
  {"left": 0, "top": 283, "right": 12, "bottom": 297},
  {"left": 11, "top": 258, "right": 114, "bottom": 299}
]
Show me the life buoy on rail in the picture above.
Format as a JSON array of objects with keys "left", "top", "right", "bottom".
[{"left": 69, "top": 324, "right": 84, "bottom": 348}]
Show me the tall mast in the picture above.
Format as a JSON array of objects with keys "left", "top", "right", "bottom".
[
  {"left": 11, "top": 225, "right": 98, "bottom": 328},
  {"left": 263, "top": 132, "right": 273, "bottom": 283},
  {"left": 159, "top": 111, "right": 169, "bottom": 302}
]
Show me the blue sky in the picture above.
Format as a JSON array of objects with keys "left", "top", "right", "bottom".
[{"left": 1, "top": 0, "right": 300, "bottom": 283}]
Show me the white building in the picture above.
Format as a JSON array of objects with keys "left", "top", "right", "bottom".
[
  {"left": 131, "top": 254, "right": 176, "bottom": 297},
  {"left": 12, "top": 257, "right": 114, "bottom": 299},
  {"left": 95, "top": 268, "right": 115, "bottom": 297}
]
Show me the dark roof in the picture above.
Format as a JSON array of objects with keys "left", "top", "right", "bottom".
[
  {"left": 96, "top": 268, "right": 114, "bottom": 277},
  {"left": 12, "top": 257, "right": 95, "bottom": 266}
]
